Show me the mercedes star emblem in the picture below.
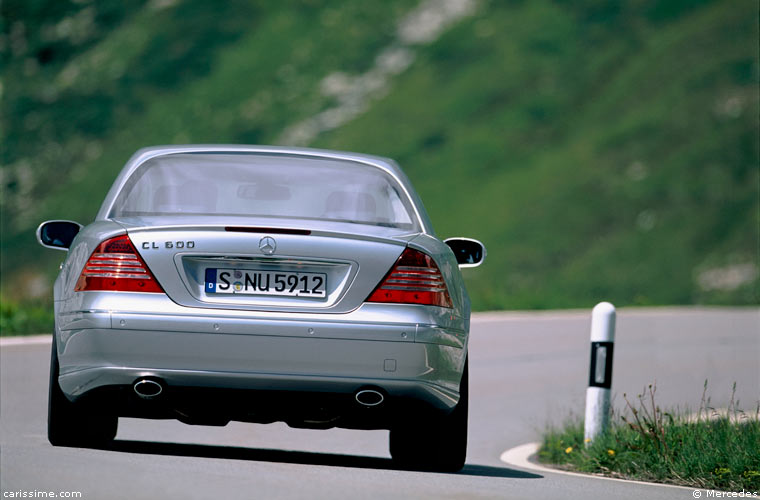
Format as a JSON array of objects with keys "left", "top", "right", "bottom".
[{"left": 259, "top": 236, "right": 276, "bottom": 255}]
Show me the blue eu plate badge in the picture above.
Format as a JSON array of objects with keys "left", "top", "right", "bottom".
[{"left": 205, "top": 268, "right": 217, "bottom": 293}]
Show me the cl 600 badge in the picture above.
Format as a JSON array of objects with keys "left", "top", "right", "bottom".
[{"left": 142, "top": 241, "right": 195, "bottom": 249}]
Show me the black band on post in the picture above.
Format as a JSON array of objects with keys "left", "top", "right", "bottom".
[{"left": 588, "top": 341, "right": 614, "bottom": 389}]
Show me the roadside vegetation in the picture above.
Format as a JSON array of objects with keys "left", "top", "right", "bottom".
[
  {"left": 0, "top": 299, "right": 53, "bottom": 336},
  {"left": 539, "top": 383, "right": 760, "bottom": 491},
  {"left": 1, "top": 0, "right": 757, "bottom": 333}
]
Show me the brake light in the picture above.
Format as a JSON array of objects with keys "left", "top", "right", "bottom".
[
  {"left": 75, "top": 235, "right": 164, "bottom": 293},
  {"left": 367, "top": 247, "right": 452, "bottom": 308}
]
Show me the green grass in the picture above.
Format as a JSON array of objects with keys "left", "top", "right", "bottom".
[
  {"left": 539, "top": 383, "right": 760, "bottom": 491},
  {"left": 315, "top": 0, "right": 760, "bottom": 310},
  {"left": 0, "top": 299, "right": 53, "bottom": 336},
  {"left": 1, "top": 0, "right": 758, "bottom": 332}
]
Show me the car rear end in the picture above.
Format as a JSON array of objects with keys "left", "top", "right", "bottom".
[{"left": 52, "top": 148, "right": 469, "bottom": 431}]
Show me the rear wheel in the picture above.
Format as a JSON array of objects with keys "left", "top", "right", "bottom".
[
  {"left": 48, "top": 337, "right": 118, "bottom": 447},
  {"left": 389, "top": 360, "right": 468, "bottom": 472}
]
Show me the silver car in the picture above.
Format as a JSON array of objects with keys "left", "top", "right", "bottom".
[{"left": 37, "top": 145, "right": 485, "bottom": 472}]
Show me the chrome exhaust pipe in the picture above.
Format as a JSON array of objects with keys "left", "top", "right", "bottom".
[
  {"left": 355, "top": 389, "right": 384, "bottom": 407},
  {"left": 133, "top": 378, "right": 163, "bottom": 399}
]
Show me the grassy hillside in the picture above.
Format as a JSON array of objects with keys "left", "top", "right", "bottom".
[
  {"left": 1, "top": 0, "right": 758, "bottom": 330},
  {"left": 314, "top": 0, "right": 760, "bottom": 309}
]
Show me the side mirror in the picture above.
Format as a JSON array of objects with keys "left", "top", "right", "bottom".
[
  {"left": 444, "top": 237, "right": 486, "bottom": 268},
  {"left": 36, "top": 220, "right": 83, "bottom": 251}
]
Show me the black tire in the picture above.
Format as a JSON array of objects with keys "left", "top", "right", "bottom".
[
  {"left": 389, "top": 359, "right": 468, "bottom": 472},
  {"left": 48, "top": 336, "right": 118, "bottom": 447}
]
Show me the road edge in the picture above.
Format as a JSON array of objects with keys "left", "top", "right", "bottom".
[
  {"left": 500, "top": 442, "right": 706, "bottom": 492},
  {"left": 0, "top": 334, "right": 52, "bottom": 347}
]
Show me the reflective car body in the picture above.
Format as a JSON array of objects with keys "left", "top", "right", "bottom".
[{"left": 38, "top": 145, "right": 485, "bottom": 471}]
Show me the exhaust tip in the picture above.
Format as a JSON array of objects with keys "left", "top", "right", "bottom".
[
  {"left": 133, "top": 378, "right": 163, "bottom": 399},
  {"left": 355, "top": 389, "right": 384, "bottom": 407}
]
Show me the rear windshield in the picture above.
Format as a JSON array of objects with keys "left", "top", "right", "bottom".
[{"left": 109, "top": 153, "right": 419, "bottom": 230}]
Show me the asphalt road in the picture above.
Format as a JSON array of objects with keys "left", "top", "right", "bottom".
[{"left": 1, "top": 308, "right": 758, "bottom": 499}]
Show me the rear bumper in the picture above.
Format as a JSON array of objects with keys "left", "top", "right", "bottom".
[{"left": 55, "top": 305, "right": 467, "bottom": 421}]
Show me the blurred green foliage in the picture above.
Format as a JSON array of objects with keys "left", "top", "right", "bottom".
[
  {"left": 316, "top": 0, "right": 759, "bottom": 309},
  {"left": 0, "top": 299, "right": 53, "bottom": 335},
  {"left": 1, "top": 0, "right": 757, "bottom": 332}
]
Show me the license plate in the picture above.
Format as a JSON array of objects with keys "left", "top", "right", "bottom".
[{"left": 205, "top": 268, "right": 326, "bottom": 298}]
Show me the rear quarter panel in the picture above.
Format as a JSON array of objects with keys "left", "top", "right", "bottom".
[
  {"left": 54, "top": 221, "right": 127, "bottom": 305},
  {"left": 409, "top": 233, "right": 470, "bottom": 323}
]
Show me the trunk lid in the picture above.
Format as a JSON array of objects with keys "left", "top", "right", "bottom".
[{"left": 114, "top": 216, "right": 415, "bottom": 314}]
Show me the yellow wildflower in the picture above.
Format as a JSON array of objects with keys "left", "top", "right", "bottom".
[
  {"left": 607, "top": 449, "right": 615, "bottom": 456},
  {"left": 565, "top": 446, "right": 573, "bottom": 454}
]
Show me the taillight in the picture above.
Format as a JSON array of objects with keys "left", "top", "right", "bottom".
[
  {"left": 75, "top": 235, "right": 164, "bottom": 293},
  {"left": 367, "top": 247, "right": 453, "bottom": 308}
]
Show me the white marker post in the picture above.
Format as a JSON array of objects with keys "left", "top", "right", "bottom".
[{"left": 584, "top": 302, "right": 616, "bottom": 446}]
